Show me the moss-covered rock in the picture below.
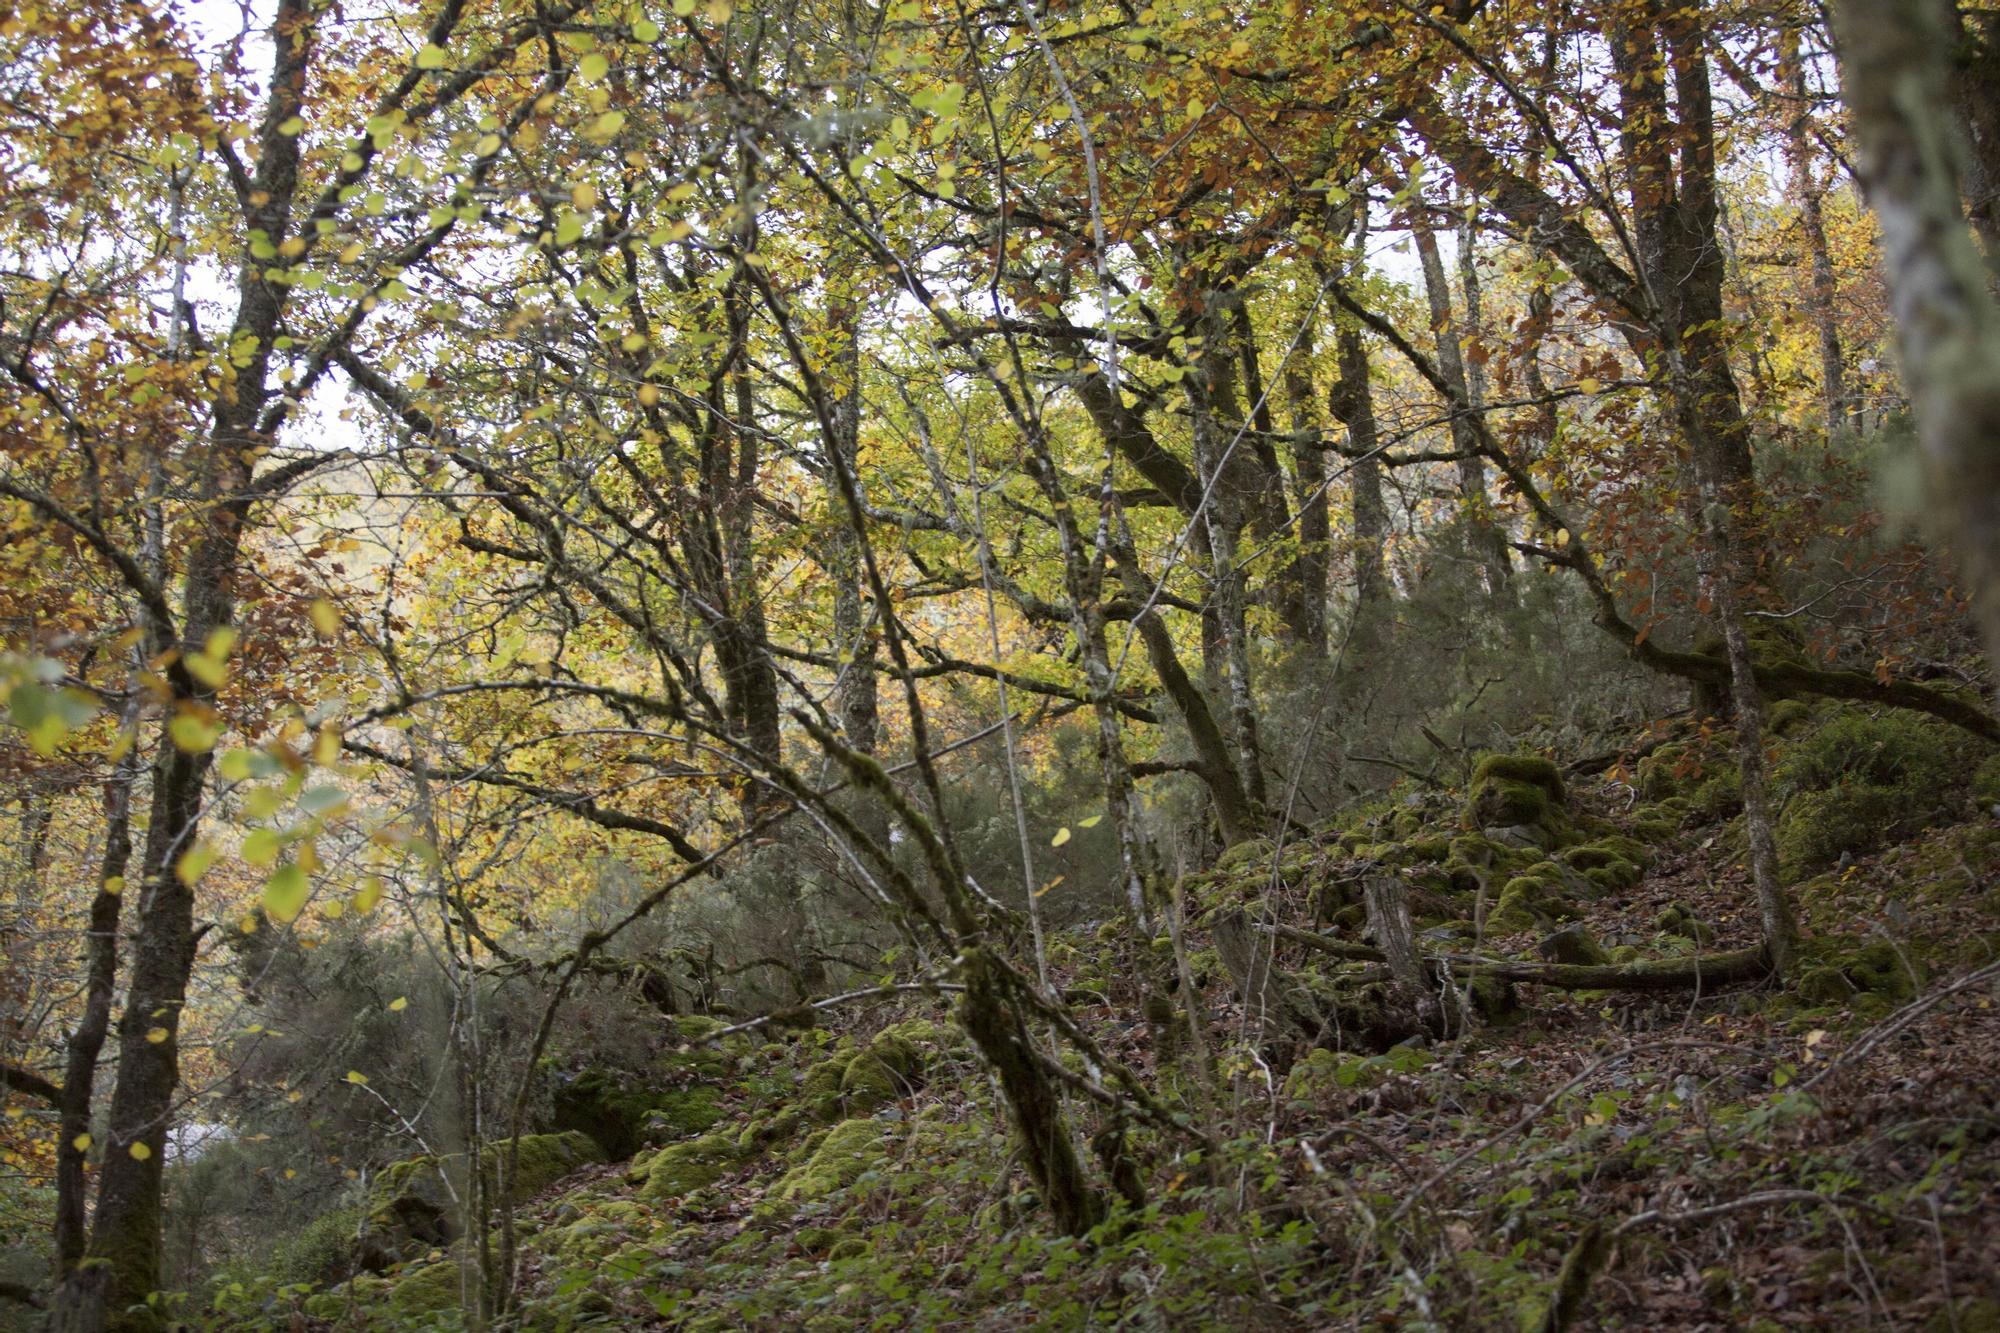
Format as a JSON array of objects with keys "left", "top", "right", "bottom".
[
  {"left": 1653, "top": 903, "right": 1715, "bottom": 946},
  {"left": 358, "top": 1132, "right": 603, "bottom": 1271},
  {"left": 551, "top": 1066, "right": 717, "bottom": 1160},
  {"left": 1796, "top": 940, "right": 1923, "bottom": 1006},
  {"left": 637, "top": 1129, "right": 744, "bottom": 1202},
  {"left": 1772, "top": 709, "right": 1985, "bottom": 876},
  {"left": 1463, "top": 753, "right": 1567, "bottom": 837},
  {"left": 773, "top": 1117, "right": 892, "bottom": 1202},
  {"left": 385, "top": 1261, "right": 465, "bottom": 1317}
]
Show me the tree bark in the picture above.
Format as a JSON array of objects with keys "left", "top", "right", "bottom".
[
  {"left": 1781, "top": 29, "right": 1855, "bottom": 437},
  {"left": 1413, "top": 220, "right": 1513, "bottom": 600},
  {"left": 1330, "top": 318, "right": 1391, "bottom": 613},
  {"left": 53, "top": 740, "right": 137, "bottom": 1277},
  {"left": 1835, "top": 0, "right": 2000, "bottom": 699}
]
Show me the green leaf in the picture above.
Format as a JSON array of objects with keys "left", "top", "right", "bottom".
[
  {"left": 263, "top": 864, "right": 310, "bottom": 922},
  {"left": 176, "top": 842, "right": 217, "bottom": 886},
  {"left": 169, "top": 713, "right": 222, "bottom": 753},
  {"left": 579, "top": 52, "right": 609, "bottom": 82},
  {"left": 583, "top": 110, "right": 626, "bottom": 142},
  {"left": 416, "top": 43, "right": 449, "bottom": 69},
  {"left": 277, "top": 116, "right": 306, "bottom": 136},
  {"left": 555, "top": 212, "right": 584, "bottom": 246},
  {"left": 298, "top": 785, "right": 349, "bottom": 816},
  {"left": 241, "top": 828, "right": 285, "bottom": 868},
  {"left": 632, "top": 18, "right": 662, "bottom": 41}
]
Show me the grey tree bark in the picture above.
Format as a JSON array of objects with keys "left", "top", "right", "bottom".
[{"left": 1835, "top": 0, "right": 2000, "bottom": 700}]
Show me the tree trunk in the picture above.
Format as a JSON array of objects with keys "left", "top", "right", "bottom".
[
  {"left": 1190, "top": 338, "right": 1269, "bottom": 811},
  {"left": 53, "top": 741, "right": 137, "bottom": 1278},
  {"left": 1835, "top": 0, "right": 2000, "bottom": 699},
  {"left": 1330, "top": 318, "right": 1391, "bottom": 613},
  {"left": 1414, "top": 221, "right": 1513, "bottom": 600},
  {"left": 1363, "top": 874, "right": 1439, "bottom": 1035},
  {"left": 957, "top": 950, "right": 1103, "bottom": 1236},
  {"left": 1282, "top": 323, "right": 1333, "bottom": 655},
  {"left": 1781, "top": 29, "right": 1855, "bottom": 437},
  {"left": 1951, "top": 2, "right": 2000, "bottom": 259}
]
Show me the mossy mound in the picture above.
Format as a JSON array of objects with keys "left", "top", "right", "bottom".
[
  {"left": 636, "top": 1129, "right": 746, "bottom": 1202},
  {"left": 384, "top": 1261, "right": 465, "bottom": 1317},
  {"left": 357, "top": 1131, "right": 603, "bottom": 1270},
  {"left": 774, "top": 1118, "right": 893, "bottom": 1202},
  {"left": 1488, "top": 868, "right": 1574, "bottom": 934},
  {"left": 552, "top": 1067, "right": 721, "bottom": 1160},
  {"left": 1462, "top": 753, "right": 1574, "bottom": 849},
  {"left": 1653, "top": 903, "right": 1715, "bottom": 946},
  {"left": 1772, "top": 709, "right": 1986, "bottom": 877},
  {"left": 1795, "top": 940, "right": 1923, "bottom": 1007}
]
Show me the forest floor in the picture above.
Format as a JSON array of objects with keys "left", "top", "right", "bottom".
[{"left": 246, "top": 701, "right": 2000, "bottom": 1331}]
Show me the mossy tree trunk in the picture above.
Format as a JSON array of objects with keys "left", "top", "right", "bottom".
[{"left": 958, "top": 950, "right": 1104, "bottom": 1237}]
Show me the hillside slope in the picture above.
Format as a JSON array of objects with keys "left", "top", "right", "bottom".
[{"left": 214, "top": 702, "right": 2000, "bottom": 1331}]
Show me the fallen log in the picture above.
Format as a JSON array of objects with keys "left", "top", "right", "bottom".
[{"left": 1462, "top": 946, "right": 1771, "bottom": 992}]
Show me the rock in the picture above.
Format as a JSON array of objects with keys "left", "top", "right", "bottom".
[{"left": 1538, "top": 924, "right": 1611, "bottom": 967}]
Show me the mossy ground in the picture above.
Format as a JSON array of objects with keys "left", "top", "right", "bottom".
[{"left": 200, "top": 706, "right": 2000, "bottom": 1332}]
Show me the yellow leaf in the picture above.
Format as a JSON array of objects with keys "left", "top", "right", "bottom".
[
  {"left": 1050, "top": 827, "right": 1071, "bottom": 847},
  {"left": 1078, "top": 815, "right": 1103, "bottom": 828},
  {"left": 263, "top": 864, "right": 310, "bottom": 922},
  {"left": 146, "top": 1027, "right": 168, "bottom": 1044},
  {"left": 1577, "top": 377, "right": 1601, "bottom": 396},
  {"left": 583, "top": 110, "right": 626, "bottom": 142},
  {"left": 128, "top": 1142, "right": 151, "bottom": 1160},
  {"left": 169, "top": 713, "right": 221, "bottom": 753},
  {"left": 353, "top": 877, "right": 383, "bottom": 914},
  {"left": 345, "top": 1071, "right": 369, "bottom": 1086},
  {"left": 175, "top": 842, "right": 217, "bottom": 886},
  {"left": 72, "top": 1134, "right": 91, "bottom": 1152},
  {"left": 416, "top": 43, "right": 448, "bottom": 69},
  {"left": 389, "top": 997, "right": 408, "bottom": 1012},
  {"left": 572, "top": 182, "right": 598, "bottom": 210},
  {"left": 309, "top": 599, "right": 340, "bottom": 637}
]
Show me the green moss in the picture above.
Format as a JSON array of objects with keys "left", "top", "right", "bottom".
[
  {"left": 385, "top": 1261, "right": 465, "bottom": 1317},
  {"left": 1653, "top": 904, "right": 1714, "bottom": 945},
  {"left": 1766, "top": 699, "right": 1811, "bottom": 736},
  {"left": 1796, "top": 940, "right": 1923, "bottom": 1005},
  {"left": 638, "top": 1130, "right": 744, "bottom": 1202},
  {"left": 1772, "top": 709, "right": 1984, "bottom": 876},
  {"left": 646, "top": 1087, "right": 725, "bottom": 1142},
  {"left": 774, "top": 1118, "right": 890, "bottom": 1202},
  {"left": 1463, "top": 753, "right": 1566, "bottom": 834}
]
